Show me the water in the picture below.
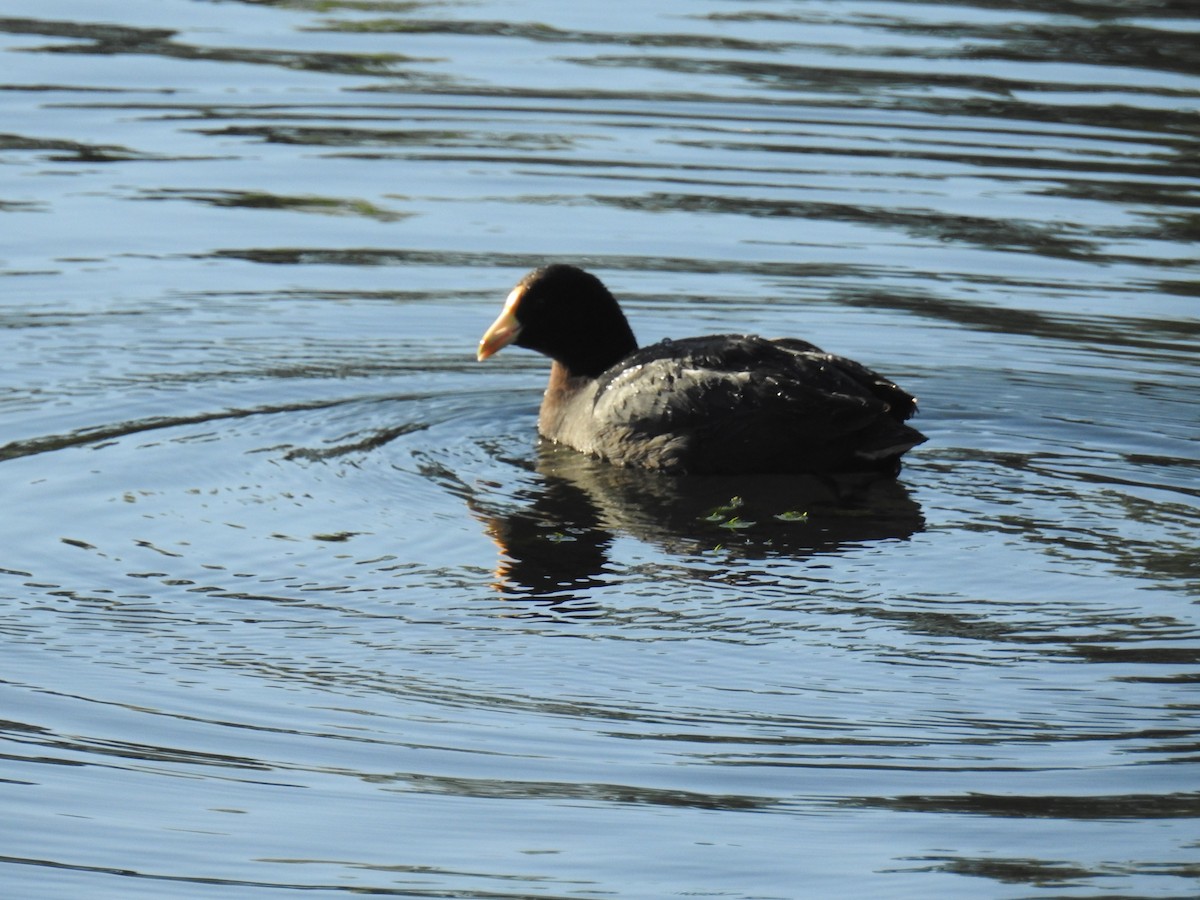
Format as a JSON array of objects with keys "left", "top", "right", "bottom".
[{"left": 2, "top": 1, "right": 1198, "bottom": 897}]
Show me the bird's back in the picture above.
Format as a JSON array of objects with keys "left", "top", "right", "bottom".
[{"left": 583, "top": 334, "right": 925, "bottom": 474}]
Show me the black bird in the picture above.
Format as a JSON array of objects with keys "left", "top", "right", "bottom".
[{"left": 478, "top": 264, "right": 925, "bottom": 475}]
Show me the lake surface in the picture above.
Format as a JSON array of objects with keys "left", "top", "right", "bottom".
[{"left": 2, "top": 1, "right": 1198, "bottom": 898}]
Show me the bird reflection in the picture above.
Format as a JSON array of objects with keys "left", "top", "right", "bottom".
[{"left": 473, "top": 443, "right": 924, "bottom": 610}]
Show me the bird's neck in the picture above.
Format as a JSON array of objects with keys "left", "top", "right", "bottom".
[
  {"left": 540, "top": 361, "right": 594, "bottom": 439},
  {"left": 555, "top": 327, "right": 637, "bottom": 379},
  {"left": 546, "top": 360, "right": 588, "bottom": 394}
]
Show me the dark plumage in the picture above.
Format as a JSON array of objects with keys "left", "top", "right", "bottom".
[{"left": 478, "top": 264, "right": 926, "bottom": 475}]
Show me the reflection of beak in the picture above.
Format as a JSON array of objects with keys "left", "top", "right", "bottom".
[
  {"left": 477, "top": 287, "right": 524, "bottom": 361},
  {"left": 477, "top": 515, "right": 513, "bottom": 593}
]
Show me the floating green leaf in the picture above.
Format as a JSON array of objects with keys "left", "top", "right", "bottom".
[
  {"left": 774, "top": 510, "right": 809, "bottom": 522},
  {"left": 718, "top": 517, "right": 756, "bottom": 530}
]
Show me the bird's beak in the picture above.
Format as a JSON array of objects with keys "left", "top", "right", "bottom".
[{"left": 477, "top": 287, "right": 524, "bottom": 361}]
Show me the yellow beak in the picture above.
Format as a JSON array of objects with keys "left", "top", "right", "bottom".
[{"left": 477, "top": 287, "right": 525, "bottom": 361}]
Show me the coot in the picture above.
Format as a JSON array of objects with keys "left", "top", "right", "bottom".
[{"left": 478, "top": 264, "right": 926, "bottom": 475}]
